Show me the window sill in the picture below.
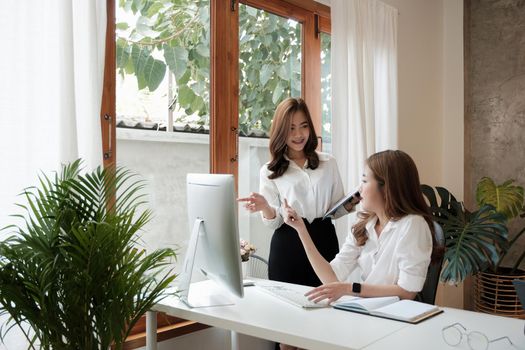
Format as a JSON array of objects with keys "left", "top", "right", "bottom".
[{"left": 117, "top": 128, "right": 269, "bottom": 147}]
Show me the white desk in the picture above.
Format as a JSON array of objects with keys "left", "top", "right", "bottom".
[
  {"left": 365, "top": 307, "right": 525, "bottom": 350},
  {"left": 147, "top": 279, "right": 525, "bottom": 350}
]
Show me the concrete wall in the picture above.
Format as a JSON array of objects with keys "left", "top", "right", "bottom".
[{"left": 465, "top": 0, "right": 525, "bottom": 267}]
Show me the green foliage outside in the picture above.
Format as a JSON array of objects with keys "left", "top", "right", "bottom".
[{"left": 117, "top": 0, "right": 329, "bottom": 136}]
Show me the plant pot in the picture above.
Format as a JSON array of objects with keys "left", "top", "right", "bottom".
[{"left": 474, "top": 269, "right": 525, "bottom": 319}]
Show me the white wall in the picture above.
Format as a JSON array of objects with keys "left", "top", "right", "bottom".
[
  {"left": 323, "top": 0, "right": 465, "bottom": 307},
  {"left": 116, "top": 129, "right": 273, "bottom": 274},
  {"left": 375, "top": 0, "right": 465, "bottom": 308}
]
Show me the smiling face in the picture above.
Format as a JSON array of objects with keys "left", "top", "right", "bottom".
[
  {"left": 286, "top": 111, "right": 310, "bottom": 154},
  {"left": 359, "top": 166, "right": 386, "bottom": 214}
]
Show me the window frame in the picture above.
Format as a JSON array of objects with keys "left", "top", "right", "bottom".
[
  {"left": 100, "top": 0, "right": 331, "bottom": 345},
  {"left": 102, "top": 0, "right": 331, "bottom": 174}
]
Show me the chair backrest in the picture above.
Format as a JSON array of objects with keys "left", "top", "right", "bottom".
[
  {"left": 247, "top": 254, "right": 269, "bottom": 279},
  {"left": 416, "top": 222, "right": 445, "bottom": 305}
]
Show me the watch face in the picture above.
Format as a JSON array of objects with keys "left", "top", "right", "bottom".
[{"left": 352, "top": 283, "right": 361, "bottom": 294}]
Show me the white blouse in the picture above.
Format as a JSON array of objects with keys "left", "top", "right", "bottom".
[
  {"left": 330, "top": 214, "right": 432, "bottom": 292},
  {"left": 259, "top": 152, "right": 349, "bottom": 230}
]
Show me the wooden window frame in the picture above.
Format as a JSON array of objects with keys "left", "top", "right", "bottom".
[
  {"left": 239, "top": 0, "right": 331, "bottom": 142},
  {"left": 100, "top": 0, "right": 330, "bottom": 347}
]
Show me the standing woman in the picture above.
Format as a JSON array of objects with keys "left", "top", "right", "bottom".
[{"left": 238, "top": 97, "right": 355, "bottom": 287}]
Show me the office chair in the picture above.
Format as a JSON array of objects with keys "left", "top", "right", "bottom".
[
  {"left": 416, "top": 222, "right": 446, "bottom": 305},
  {"left": 246, "top": 254, "right": 269, "bottom": 279}
]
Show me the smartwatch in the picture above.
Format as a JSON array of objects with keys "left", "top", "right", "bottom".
[{"left": 352, "top": 282, "right": 362, "bottom": 294}]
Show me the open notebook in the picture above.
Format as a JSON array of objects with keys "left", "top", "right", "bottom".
[{"left": 332, "top": 296, "right": 443, "bottom": 324}]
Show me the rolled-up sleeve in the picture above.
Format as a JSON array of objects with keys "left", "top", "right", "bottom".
[
  {"left": 396, "top": 217, "right": 432, "bottom": 292},
  {"left": 259, "top": 165, "right": 284, "bottom": 230},
  {"left": 330, "top": 233, "right": 361, "bottom": 282}
]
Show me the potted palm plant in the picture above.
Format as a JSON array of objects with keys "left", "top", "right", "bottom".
[
  {"left": 421, "top": 184, "right": 509, "bottom": 284},
  {"left": 422, "top": 177, "right": 525, "bottom": 319},
  {"left": 0, "top": 160, "right": 177, "bottom": 349},
  {"left": 473, "top": 177, "right": 525, "bottom": 319}
]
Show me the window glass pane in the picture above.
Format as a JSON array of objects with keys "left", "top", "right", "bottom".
[
  {"left": 116, "top": 0, "right": 210, "bottom": 131},
  {"left": 321, "top": 32, "right": 332, "bottom": 154},
  {"left": 115, "top": 0, "right": 210, "bottom": 277},
  {"left": 238, "top": 4, "right": 302, "bottom": 262},
  {"left": 238, "top": 4, "right": 301, "bottom": 137}
]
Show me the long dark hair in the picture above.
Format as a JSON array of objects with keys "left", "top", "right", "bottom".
[
  {"left": 352, "top": 150, "right": 444, "bottom": 263},
  {"left": 267, "top": 98, "right": 319, "bottom": 179}
]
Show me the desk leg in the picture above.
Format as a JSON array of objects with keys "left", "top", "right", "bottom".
[
  {"left": 146, "top": 311, "right": 157, "bottom": 350},
  {"left": 230, "top": 331, "right": 240, "bottom": 350}
]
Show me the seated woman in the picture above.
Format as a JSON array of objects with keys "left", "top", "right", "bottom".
[{"left": 282, "top": 149, "right": 442, "bottom": 303}]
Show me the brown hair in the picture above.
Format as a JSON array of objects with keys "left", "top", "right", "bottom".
[
  {"left": 267, "top": 98, "right": 319, "bottom": 179},
  {"left": 352, "top": 150, "right": 444, "bottom": 263}
]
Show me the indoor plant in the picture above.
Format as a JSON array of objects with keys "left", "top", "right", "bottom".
[
  {"left": 421, "top": 183, "right": 509, "bottom": 285},
  {"left": 423, "top": 177, "right": 525, "bottom": 318},
  {"left": 0, "top": 160, "right": 177, "bottom": 349},
  {"left": 473, "top": 177, "right": 525, "bottom": 318}
]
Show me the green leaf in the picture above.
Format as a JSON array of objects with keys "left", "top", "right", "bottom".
[
  {"left": 277, "top": 63, "right": 291, "bottom": 81},
  {"left": 196, "top": 44, "right": 209, "bottom": 58},
  {"left": 146, "top": 2, "right": 164, "bottom": 17},
  {"left": 136, "top": 16, "right": 160, "bottom": 37},
  {"left": 178, "top": 85, "right": 196, "bottom": 107},
  {"left": 163, "top": 44, "right": 188, "bottom": 80},
  {"left": 131, "top": 44, "right": 150, "bottom": 76},
  {"left": 116, "top": 22, "right": 129, "bottom": 31},
  {"left": 476, "top": 177, "right": 524, "bottom": 220},
  {"left": 116, "top": 40, "right": 131, "bottom": 69},
  {"left": 246, "top": 6, "right": 258, "bottom": 17},
  {"left": 259, "top": 65, "right": 272, "bottom": 86},
  {"left": 190, "top": 95, "right": 205, "bottom": 112},
  {"left": 143, "top": 57, "right": 166, "bottom": 91},
  {"left": 272, "top": 82, "right": 284, "bottom": 104}
]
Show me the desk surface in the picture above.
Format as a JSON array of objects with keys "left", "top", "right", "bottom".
[
  {"left": 365, "top": 306, "right": 525, "bottom": 350},
  {"left": 155, "top": 279, "right": 525, "bottom": 350},
  {"left": 155, "top": 279, "right": 407, "bottom": 350}
]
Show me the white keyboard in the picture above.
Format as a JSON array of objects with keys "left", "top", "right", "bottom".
[{"left": 257, "top": 283, "right": 329, "bottom": 308}]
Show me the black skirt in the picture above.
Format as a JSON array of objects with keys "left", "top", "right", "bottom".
[{"left": 268, "top": 217, "right": 339, "bottom": 287}]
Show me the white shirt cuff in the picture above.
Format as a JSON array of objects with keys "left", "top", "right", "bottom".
[{"left": 260, "top": 206, "right": 284, "bottom": 230}]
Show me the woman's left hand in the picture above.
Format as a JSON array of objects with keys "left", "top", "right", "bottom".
[{"left": 305, "top": 282, "right": 351, "bottom": 303}]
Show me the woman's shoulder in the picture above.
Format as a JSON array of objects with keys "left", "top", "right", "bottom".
[
  {"left": 316, "top": 151, "right": 335, "bottom": 162},
  {"left": 260, "top": 162, "right": 271, "bottom": 176},
  {"left": 396, "top": 214, "right": 432, "bottom": 237},
  {"left": 397, "top": 214, "right": 429, "bottom": 226}
]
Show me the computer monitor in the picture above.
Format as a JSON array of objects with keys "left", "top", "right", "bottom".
[{"left": 179, "top": 173, "right": 244, "bottom": 308}]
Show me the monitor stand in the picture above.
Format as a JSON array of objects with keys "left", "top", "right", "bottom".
[{"left": 178, "top": 218, "right": 235, "bottom": 308}]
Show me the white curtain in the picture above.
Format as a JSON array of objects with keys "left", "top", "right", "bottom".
[
  {"left": 0, "top": 1, "right": 106, "bottom": 347},
  {"left": 331, "top": 0, "right": 398, "bottom": 242},
  {"left": 0, "top": 0, "right": 106, "bottom": 225}
]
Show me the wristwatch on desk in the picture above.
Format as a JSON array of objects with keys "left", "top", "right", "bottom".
[{"left": 352, "top": 282, "right": 362, "bottom": 294}]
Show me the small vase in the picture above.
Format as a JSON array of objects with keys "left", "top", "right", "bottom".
[{"left": 241, "top": 261, "right": 248, "bottom": 278}]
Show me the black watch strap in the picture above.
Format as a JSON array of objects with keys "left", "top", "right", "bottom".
[{"left": 352, "top": 282, "right": 362, "bottom": 294}]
